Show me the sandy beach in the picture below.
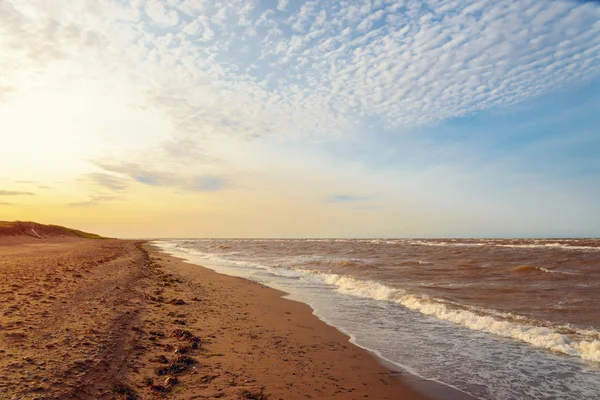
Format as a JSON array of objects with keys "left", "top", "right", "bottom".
[{"left": 0, "top": 234, "right": 435, "bottom": 400}]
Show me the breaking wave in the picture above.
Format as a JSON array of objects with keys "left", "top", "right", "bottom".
[
  {"left": 513, "top": 265, "right": 555, "bottom": 273},
  {"left": 315, "top": 272, "right": 600, "bottom": 362},
  {"left": 408, "top": 240, "right": 600, "bottom": 252},
  {"left": 393, "top": 260, "right": 434, "bottom": 266}
]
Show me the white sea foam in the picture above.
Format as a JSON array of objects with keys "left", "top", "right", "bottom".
[
  {"left": 407, "top": 240, "right": 600, "bottom": 252},
  {"left": 408, "top": 240, "right": 486, "bottom": 247},
  {"left": 496, "top": 243, "right": 600, "bottom": 251},
  {"left": 396, "top": 294, "right": 600, "bottom": 362},
  {"left": 321, "top": 273, "right": 397, "bottom": 300},
  {"left": 310, "top": 271, "right": 600, "bottom": 362}
]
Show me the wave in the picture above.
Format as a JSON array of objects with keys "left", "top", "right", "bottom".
[
  {"left": 313, "top": 272, "right": 600, "bottom": 362},
  {"left": 497, "top": 243, "right": 600, "bottom": 251},
  {"left": 512, "top": 265, "right": 577, "bottom": 275},
  {"left": 408, "top": 240, "right": 485, "bottom": 247},
  {"left": 513, "top": 265, "right": 556, "bottom": 274},
  {"left": 393, "top": 260, "right": 433, "bottom": 266},
  {"left": 331, "top": 259, "right": 362, "bottom": 268},
  {"left": 407, "top": 240, "right": 600, "bottom": 252}
]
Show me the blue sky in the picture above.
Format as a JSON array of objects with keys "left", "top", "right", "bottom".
[{"left": 1, "top": 0, "right": 599, "bottom": 237}]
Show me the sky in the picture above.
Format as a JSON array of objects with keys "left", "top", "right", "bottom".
[{"left": 1, "top": 0, "right": 599, "bottom": 238}]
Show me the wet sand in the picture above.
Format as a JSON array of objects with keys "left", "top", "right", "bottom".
[{"left": 0, "top": 236, "right": 440, "bottom": 399}]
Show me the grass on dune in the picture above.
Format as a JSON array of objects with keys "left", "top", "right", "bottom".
[{"left": 0, "top": 221, "right": 108, "bottom": 239}]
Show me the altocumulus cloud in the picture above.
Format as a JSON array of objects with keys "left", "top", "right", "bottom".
[{"left": 1, "top": 0, "right": 599, "bottom": 140}]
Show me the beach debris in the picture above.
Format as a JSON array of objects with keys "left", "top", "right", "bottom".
[
  {"left": 156, "top": 363, "right": 186, "bottom": 376},
  {"left": 113, "top": 383, "right": 137, "bottom": 400},
  {"left": 150, "top": 355, "right": 169, "bottom": 364},
  {"left": 142, "top": 377, "right": 154, "bottom": 386},
  {"left": 164, "top": 376, "right": 179, "bottom": 386},
  {"left": 174, "top": 345, "right": 191, "bottom": 354},
  {"left": 237, "top": 389, "right": 269, "bottom": 400},
  {"left": 172, "top": 329, "right": 194, "bottom": 340},
  {"left": 149, "top": 384, "right": 168, "bottom": 392},
  {"left": 171, "top": 299, "right": 186, "bottom": 305},
  {"left": 175, "top": 355, "right": 196, "bottom": 366},
  {"left": 163, "top": 344, "right": 175, "bottom": 352},
  {"left": 146, "top": 294, "right": 165, "bottom": 303},
  {"left": 167, "top": 311, "right": 185, "bottom": 317},
  {"left": 198, "top": 374, "right": 218, "bottom": 384},
  {"left": 155, "top": 356, "right": 195, "bottom": 376},
  {"left": 176, "top": 331, "right": 201, "bottom": 348}
]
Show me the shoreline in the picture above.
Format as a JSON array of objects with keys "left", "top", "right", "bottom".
[
  {"left": 145, "top": 242, "right": 434, "bottom": 399},
  {"left": 0, "top": 236, "right": 471, "bottom": 399},
  {"left": 150, "top": 243, "right": 477, "bottom": 400}
]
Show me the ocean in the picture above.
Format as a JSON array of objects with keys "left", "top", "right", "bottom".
[{"left": 154, "top": 238, "right": 600, "bottom": 400}]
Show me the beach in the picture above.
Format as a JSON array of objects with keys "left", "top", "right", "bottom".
[{"left": 0, "top": 236, "right": 434, "bottom": 399}]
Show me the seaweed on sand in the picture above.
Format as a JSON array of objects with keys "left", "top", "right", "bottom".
[
  {"left": 238, "top": 389, "right": 269, "bottom": 399},
  {"left": 155, "top": 355, "right": 196, "bottom": 376},
  {"left": 113, "top": 383, "right": 137, "bottom": 400}
]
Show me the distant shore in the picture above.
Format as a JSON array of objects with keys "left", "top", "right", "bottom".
[{"left": 0, "top": 235, "right": 438, "bottom": 399}]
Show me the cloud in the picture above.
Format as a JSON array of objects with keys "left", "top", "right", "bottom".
[
  {"left": 3, "top": 0, "right": 598, "bottom": 143},
  {"left": 145, "top": 0, "right": 180, "bottom": 27},
  {"left": 0, "top": 0, "right": 109, "bottom": 69},
  {"left": 92, "top": 160, "right": 225, "bottom": 193},
  {"left": 0, "top": 190, "right": 33, "bottom": 196},
  {"left": 277, "top": 0, "right": 289, "bottom": 12},
  {"left": 328, "top": 195, "right": 369, "bottom": 203},
  {"left": 187, "top": 177, "right": 222, "bottom": 192},
  {"left": 83, "top": 172, "right": 130, "bottom": 191},
  {"left": 69, "top": 194, "right": 121, "bottom": 207}
]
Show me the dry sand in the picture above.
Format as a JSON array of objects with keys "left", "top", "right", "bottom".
[{"left": 0, "top": 236, "right": 436, "bottom": 400}]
